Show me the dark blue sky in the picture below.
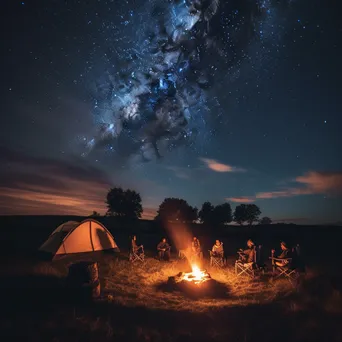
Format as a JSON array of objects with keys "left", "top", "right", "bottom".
[{"left": 1, "top": 0, "right": 341, "bottom": 224}]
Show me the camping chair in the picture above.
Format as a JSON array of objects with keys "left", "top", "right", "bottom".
[
  {"left": 292, "top": 244, "right": 306, "bottom": 273},
  {"left": 270, "top": 245, "right": 303, "bottom": 284},
  {"left": 189, "top": 249, "right": 203, "bottom": 264},
  {"left": 209, "top": 250, "right": 226, "bottom": 268},
  {"left": 129, "top": 245, "right": 145, "bottom": 263},
  {"left": 157, "top": 246, "right": 171, "bottom": 261},
  {"left": 256, "top": 245, "right": 267, "bottom": 273},
  {"left": 178, "top": 247, "right": 187, "bottom": 259},
  {"left": 235, "top": 246, "right": 263, "bottom": 279}
]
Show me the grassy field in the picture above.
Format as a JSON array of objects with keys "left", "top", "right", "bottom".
[
  {"left": 0, "top": 216, "right": 342, "bottom": 341},
  {"left": 0, "top": 251, "right": 342, "bottom": 342}
]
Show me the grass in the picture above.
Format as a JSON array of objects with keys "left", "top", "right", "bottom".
[
  {"left": 102, "top": 257, "right": 292, "bottom": 310},
  {"left": 0, "top": 253, "right": 341, "bottom": 341}
]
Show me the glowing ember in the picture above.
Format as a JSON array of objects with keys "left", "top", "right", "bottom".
[{"left": 181, "top": 265, "right": 211, "bottom": 285}]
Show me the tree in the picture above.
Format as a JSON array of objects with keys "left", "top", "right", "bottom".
[
  {"left": 212, "top": 203, "right": 232, "bottom": 225},
  {"left": 234, "top": 204, "right": 261, "bottom": 226},
  {"left": 198, "top": 202, "right": 232, "bottom": 226},
  {"left": 106, "top": 187, "right": 143, "bottom": 219},
  {"left": 245, "top": 204, "right": 261, "bottom": 226},
  {"left": 259, "top": 216, "right": 272, "bottom": 225},
  {"left": 234, "top": 204, "right": 248, "bottom": 225},
  {"left": 90, "top": 211, "right": 101, "bottom": 217},
  {"left": 155, "top": 198, "right": 198, "bottom": 223},
  {"left": 198, "top": 201, "right": 215, "bottom": 224}
]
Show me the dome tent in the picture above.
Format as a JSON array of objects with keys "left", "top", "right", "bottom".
[{"left": 39, "top": 219, "right": 120, "bottom": 259}]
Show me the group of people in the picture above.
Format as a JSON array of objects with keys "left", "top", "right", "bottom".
[
  {"left": 131, "top": 234, "right": 292, "bottom": 266},
  {"left": 130, "top": 235, "right": 172, "bottom": 261},
  {"left": 157, "top": 237, "right": 203, "bottom": 261},
  {"left": 237, "top": 239, "right": 291, "bottom": 267},
  {"left": 131, "top": 235, "right": 225, "bottom": 262}
]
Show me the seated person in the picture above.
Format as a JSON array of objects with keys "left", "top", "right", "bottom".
[
  {"left": 237, "top": 239, "right": 256, "bottom": 265},
  {"left": 272, "top": 241, "right": 291, "bottom": 267},
  {"left": 191, "top": 236, "right": 203, "bottom": 259},
  {"left": 131, "top": 235, "right": 143, "bottom": 254},
  {"left": 211, "top": 240, "right": 224, "bottom": 258},
  {"left": 157, "top": 238, "right": 171, "bottom": 261}
]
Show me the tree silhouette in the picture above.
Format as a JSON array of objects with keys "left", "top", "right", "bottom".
[
  {"left": 106, "top": 187, "right": 143, "bottom": 219},
  {"left": 246, "top": 204, "right": 261, "bottom": 226},
  {"left": 198, "top": 201, "right": 215, "bottom": 224},
  {"left": 212, "top": 203, "right": 233, "bottom": 225},
  {"left": 259, "top": 216, "right": 272, "bottom": 225},
  {"left": 155, "top": 197, "right": 198, "bottom": 223},
  {"left": 90, "top": 211, "right": 101, "bottom": 217},
  {"left": 234, "top": 204, "right": 261, "bottom": 226},
  {"left": 233, "top": 204, "right": 248, "bottom": 225},
  {"left": 198, "top": 202, "right": 232, "bottom": 226}
]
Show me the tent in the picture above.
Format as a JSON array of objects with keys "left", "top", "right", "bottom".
[{"left": 39, "top": 219, "right": 120, "bottom": 259}]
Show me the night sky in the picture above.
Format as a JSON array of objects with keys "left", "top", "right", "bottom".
[{"left": 1, "top": 0, "right": 341, "bottom": 224}]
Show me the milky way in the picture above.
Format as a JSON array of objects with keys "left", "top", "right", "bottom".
[{"left": 84, "top": 0, "right": 292, "bottom": 163}]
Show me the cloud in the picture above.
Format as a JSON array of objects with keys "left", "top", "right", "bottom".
[
  {"left": 199, "top": 158, "right": 245, "bottom": 173},
  {"left": 225, "top": 171, "right": 342, "bottom": 205},
  {"left": 256, "top": 189, "right": 307, "bottom": 199},
  {"left": 0, "top": 146, "right": 112, "bottom": 215},
  {"left": 295, "top": 171, "right": 342, "bottom": 194},
  {"left": 141, "top": 207, "right": 157, "bottom": 220},
  {"left": 256, "top": 171, "right": 342, "bottom": 199},
  {"left": 0, "top": 146, "right": 166, "bottom": 216},
  {"left": 226, "top": 197, "right": 255, "bottom": 203}
]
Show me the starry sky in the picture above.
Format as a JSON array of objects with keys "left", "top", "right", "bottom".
[{"left": 1, "top": 0, "right": 341, "bottom": 224}]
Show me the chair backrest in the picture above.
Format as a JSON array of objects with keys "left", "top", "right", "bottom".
[
  {"left": 252, "top": 246, "right": 256, "bottom": 263},
  {"left": 129, "top": 237, "right": 138, "bottom": 253},
  {"left": 256, "top": 245, "right": 264, "bottom": 264},
  {"left": 293, "top": 244, "right": 300, "bottom": 257},
  {"left": 291, "top": 243, "right": 305, "bottom": 270}
]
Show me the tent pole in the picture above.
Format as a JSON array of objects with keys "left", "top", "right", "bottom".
[{"left": 89, "top": 220, "right": 95, "bottom": 251}]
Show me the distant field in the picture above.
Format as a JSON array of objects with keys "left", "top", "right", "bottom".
[{"left": 0, "top": 216, "right": 341, "bottom": 341}]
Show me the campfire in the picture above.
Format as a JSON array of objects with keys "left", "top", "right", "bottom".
[
  {"left": 162, "top": 264, "right": 228, "bottom": 298},
  {"left": 168, "top": 264, "right": 211, "bottom": 286},
  {"left": 181, "top": 265, "right": 211, "bottom": 285}
]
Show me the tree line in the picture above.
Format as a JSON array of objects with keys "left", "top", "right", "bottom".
[{"left": 91, "top": 187, "right": 272, "bottom": 226}]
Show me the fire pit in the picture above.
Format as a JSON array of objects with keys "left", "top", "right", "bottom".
[
  {"left": 159, "top": 264, "right": 229, "bottom": 299},
  {"left": 168, "top": 264, "right": 211, "bottom": 287},
  {"left": 173, "top": 265, "right": 211, "bottom": 285}
]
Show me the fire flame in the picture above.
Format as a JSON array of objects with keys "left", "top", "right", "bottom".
[{"left": 182, "top": 264, "right": 209, "bottom": 285}]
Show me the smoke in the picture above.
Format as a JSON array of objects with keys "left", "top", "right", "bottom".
[
  {"left": 84, "top": 0, "right": 292, "bottom": 162},
  {"left": 164, "top": 221, "right": 206, "bottom": 268},
  {"left": 165, "top": 221, "right": 193, "bottom": 252}
]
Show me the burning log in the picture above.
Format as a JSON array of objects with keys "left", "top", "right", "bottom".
[
  {"left": 169, "top": 266, "right": 211, "bottom": 285},
  {"left": 159, "top": 264, "right": 229, "bottom": 299},
  {"left": 165, "top": 265, "right": 215, "bottom": 298}
]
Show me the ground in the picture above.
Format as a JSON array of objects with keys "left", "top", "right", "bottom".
[{"left": 0, "top": 252, "right": 342, "bottom": 342}]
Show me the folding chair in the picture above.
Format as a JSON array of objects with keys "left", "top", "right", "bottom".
[
  {"left": 157, "top": 246, "right": 171, "bottom": 261},
  {"left": 256, "top": 245, "right": 267, "bottom": 274},
  {"left": 178, "top": 248, "right": 190, "bottom": 260},
  {"left": 209, "top": 250, "right": 225, "bottom": 268},
  {"left": 129, "top": 246, "right": 145, "bottom": 263},
  {"left": 235, "top": 246, "right": 260, "bottom": 279},
  {"left": 292, "top": 244, "right": 306, "bottom": 274},
  {"left": 270, "top": 248, "right": 302, "bottom": 285}
]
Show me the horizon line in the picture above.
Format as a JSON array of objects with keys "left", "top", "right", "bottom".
[{"left": 0, "top": 214, "right": 341, "bottom": 227}]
